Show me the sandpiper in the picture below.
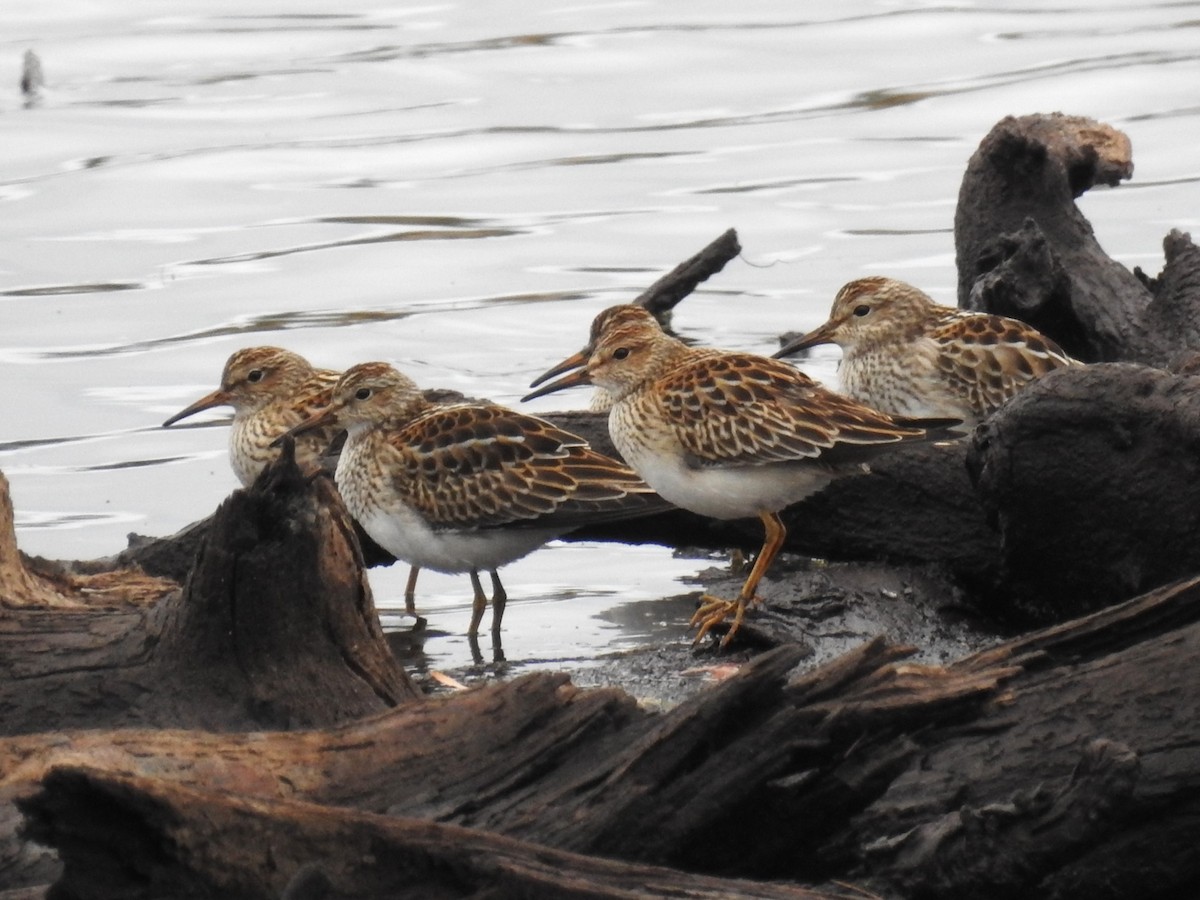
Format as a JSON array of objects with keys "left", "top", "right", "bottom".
[
  {"left": 524, "top": 304, "right": 945, "bottom": 647},
  {"left": 161, "top": 346, "right": 442, "bottom": 613},
  {"left": 774, "top": 277, "right": 1077, "bottom": 428},
  {"left": 281, "top": 361, "right": 660, "bottom": 637},
  {"left": 162, "top": 346, "right": 340, "bottom": 486}
]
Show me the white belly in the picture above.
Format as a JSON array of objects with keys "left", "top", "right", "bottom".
[
  {"left": 354, "top": 502, "right": 558, "bottom": 574},
  {"left": 336, "top": 432, "right": 564, "bottom": 574},
  {"left": 613, "top": 419, "right": 833, "bottom": 521}
]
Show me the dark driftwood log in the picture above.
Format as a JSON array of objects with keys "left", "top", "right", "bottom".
[
  {"left": 0, "top": 444, "right": 416, "bottom": 739},
  {"left": 955, "top": 112, "right": 1200, "bottom": 368},
  {"left": 968, "top": 362, "right": 1200, "bottom": 622},
  {"left": 10, "top": 575, "right": 1200, "bottom": 897},
  {"left": 18, "top": 768, "right": 840, "bottom": 900}
]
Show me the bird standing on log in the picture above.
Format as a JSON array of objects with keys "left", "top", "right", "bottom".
[
  {"left": 162, "top": 346, "right": 340, "bottom": 487},
  {"left": 280, "top": 362, "right": 661, "bottom": 638},
  {"left": 774, "top": 277, "right": 1077, "bottom": 429},
  {"left": 524, "top": 304, "right": 948, "bottom": 647}
]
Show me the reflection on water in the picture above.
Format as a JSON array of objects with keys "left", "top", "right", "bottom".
[{"left": 3, "top": 1, "right": 1198, "bottom": 671}]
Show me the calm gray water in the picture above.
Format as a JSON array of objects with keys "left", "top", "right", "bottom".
[{"left": 3, "top": 2, "right": 1199, "bottom": 671}]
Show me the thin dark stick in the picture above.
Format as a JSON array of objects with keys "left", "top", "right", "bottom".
[{"left": 631, "top": 228, "right": 741, "bottom": 316}]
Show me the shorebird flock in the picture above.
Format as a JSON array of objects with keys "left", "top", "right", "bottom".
[{"left": 163, "top": 277, "right": 1075, "bottom": 648}]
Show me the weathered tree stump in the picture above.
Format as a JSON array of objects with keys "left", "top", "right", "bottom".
[
  {"left": 955, "top": 112, "right": 1200, "bottom": 368},
  {"left": 0, "top": 443, "right": 416, "bottom": 739}
]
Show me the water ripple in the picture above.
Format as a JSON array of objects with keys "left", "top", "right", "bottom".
[
  {"left": 187, "top": 226, "right": 524, "bottom": 268},
  {"left": 15, "top": 290, "right": 593, "bottom": 361},
  {"left": 1, "top": 282, "right": 144, "bottom": 298}
]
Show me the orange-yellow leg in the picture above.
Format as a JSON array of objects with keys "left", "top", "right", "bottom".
[
  {"left": 691, "top": 511, "right": 786, "bottom": 647},
  {"left": 403, "top": 565, "right": 420, "bottom": 615},
  {"left": 489, "top": 570, "right": 508, "bottom": 634},
  {"left": 468, "top": 569, "right": 507, "bottom": 637},
  {"left": 468, "top": 569, "right": 488, "bottom": 636}
]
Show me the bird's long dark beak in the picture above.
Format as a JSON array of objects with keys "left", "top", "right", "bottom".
[
  {"left": 270, "top": 406, "right": 338, "bottom": 448},
  {"left": 162, "top": 389, "right": 232, "bottom": 427},
  {"left": 522, "top": 348, "right": 592, "bottom": 402},
  {"left": 772, "top": 321, "right": 837, "bottom": 359}
]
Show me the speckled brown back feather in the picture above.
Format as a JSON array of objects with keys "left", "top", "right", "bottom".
[
  {"left": 930, "top": 308, "right": 1075, "bottom": 415},
  {"left": 652, "top": 348, "right": 927, "bottom": 467},
  {"left": 377, "top": 401, "right": 655, "bottom": 530},
  {"left": 775, "top": 278, "right": 1078, "bottom": 423},
  {"left": 324, "top": 362, "right": 659, "bottom": 534}
]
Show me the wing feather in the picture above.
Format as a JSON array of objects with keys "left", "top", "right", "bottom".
[
  {"left": 931, "top": 312, "right": 1076, "bottom": 413},
  {"left": 380, "top": 403, "right": 655, "bottom": 530},
  {"left": 652, "top": 350, "right": 926, "bottom": 467}
]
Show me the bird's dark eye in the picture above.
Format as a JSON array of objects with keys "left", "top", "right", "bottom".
[
  {"left": 247, "top": 369, "right": 265, "bottom": 383},
  {"left": 355, "top": 387, "right": 372, "bottom": 401},
  {"left": 853, "top": 305, "right": 871, "bottom": 317},
  {"left": 612, "top": 347, "right": 630, "bottom": 360}
]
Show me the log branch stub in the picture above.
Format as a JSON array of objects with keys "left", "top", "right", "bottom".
[
  {"left": 1140, "top": 228, "right": 1200, "bottom": 369},
  {"left": 955, "top": 113, "right": 1154, "bottom": 363},
  {"left": 632, "top": 227, "right": 742, "bottom": 318}
]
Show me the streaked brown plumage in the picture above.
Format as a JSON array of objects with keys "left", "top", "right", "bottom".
[
  {"left": 774, "top": 276, "right": 1078, "bottom": 428},
  {"left": 283, "top": 362, "right": 660, "bottom": 637},
  {"left": 524, "top": 304, "right": 943, "bottom": 647},
  {"left": 162, "top": 346, "right": 340, "bottom": 486},
  {"left": 161, "top": 346, "right": 441, "bottom": 613}
]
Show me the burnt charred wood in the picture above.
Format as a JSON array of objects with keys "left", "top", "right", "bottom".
[
  {"left": 967, "top": 363, "right": 1200, "bottom": 623},
  {"left": 18, "top": 767, "right": 844, "bottom": 900},
  {"left": 11, "top": 575, "right": 1200, "bottom": 897},
  {"left": 955, "top": 113, "right": 1159, "bottom": 363},
  {"left": 0, "top": 443, "right": 415, "bottom": 739}
]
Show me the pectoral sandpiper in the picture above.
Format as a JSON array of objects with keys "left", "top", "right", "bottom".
[
  {"left": 162, "top": 346, "right": 339, "bottom": 485},
  {"left": 282, "top": 361, "right": 661, "bottom": 638},
  {"left": 524, "top": 304, "right": 947, "bottom": 647},
  {"left": 774, "top": 277, "right": 1077, "bottom": 428}
]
